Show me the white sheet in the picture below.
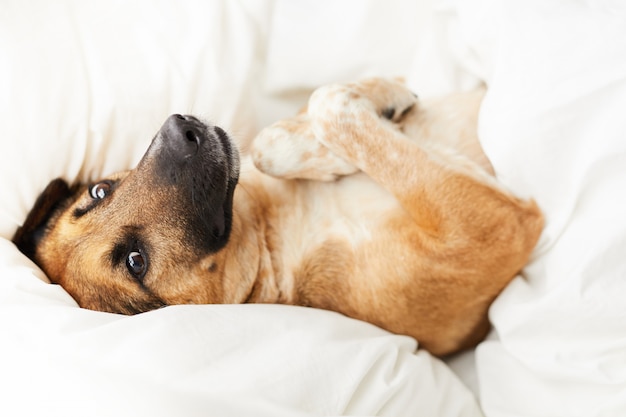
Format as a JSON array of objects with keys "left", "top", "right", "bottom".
[
  {"left": 0, "top": 1, "right": 483, "bottom": 416},
  {"left": 452, "top": 0, "right": 626, "bottom": 416},
  {"left": 0, "top": 251, "right": 479, "bottom": 416}
]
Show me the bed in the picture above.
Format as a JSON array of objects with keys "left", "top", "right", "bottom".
[{"left": 1, "top": 1, "right": 625, "bottom": 416}]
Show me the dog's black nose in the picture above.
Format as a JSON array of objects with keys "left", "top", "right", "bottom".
[{"left": 160, "top": 114, "right": 204, "bottom": 159}]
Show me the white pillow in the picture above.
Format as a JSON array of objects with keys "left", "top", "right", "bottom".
[{"left": 453, "top": 0, "right": 626, "bottom": 415}]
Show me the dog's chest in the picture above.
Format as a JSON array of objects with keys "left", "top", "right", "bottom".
[{"left": 299, "top": 173, "right": 399, "bottom": 242}]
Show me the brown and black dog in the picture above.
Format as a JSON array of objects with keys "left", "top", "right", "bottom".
[{"left": 13, "top": 78, "right": 542, "bottom": 356}]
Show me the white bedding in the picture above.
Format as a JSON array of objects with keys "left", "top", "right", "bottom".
[
  {"left": 457, "top": 1, "right": 626, "bottom": 415},
  {"left": 1, "top": 0, "right": 625, "bottom": 416}
]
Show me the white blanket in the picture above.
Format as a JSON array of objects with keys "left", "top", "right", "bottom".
[
  {"left": 455, "top": 1, "right": 626, "bottom": 416},
  {"left": 2, "top": 0, "right": 625, "bottom": 416}
]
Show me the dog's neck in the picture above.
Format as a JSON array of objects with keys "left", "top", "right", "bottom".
[{"left": 218, "top": 167, "right": 294, "bottom": 305}]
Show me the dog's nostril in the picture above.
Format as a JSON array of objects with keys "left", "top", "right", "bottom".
[{"left": 185, "top": 130, "right": 197, "bottom": 143}]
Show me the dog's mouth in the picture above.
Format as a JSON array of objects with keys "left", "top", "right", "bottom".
[{"left": 138, "top": 114, "right": 240, "bottom": 253}]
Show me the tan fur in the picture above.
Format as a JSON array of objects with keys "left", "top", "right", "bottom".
[{"left": 14, "top": 78, "right": 543, "bottom": 356}]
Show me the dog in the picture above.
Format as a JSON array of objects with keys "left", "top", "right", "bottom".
[{"left": 12, "top": 78, "right": 543, "bottom": 356}]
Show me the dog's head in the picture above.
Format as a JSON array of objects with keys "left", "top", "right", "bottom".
[{"left": 12, "top": 115, "right": 240, "bottom": 314}]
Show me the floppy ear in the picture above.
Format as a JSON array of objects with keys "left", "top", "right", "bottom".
[{"left": 12, "top": 178, "right": 80, "bottom": 261}]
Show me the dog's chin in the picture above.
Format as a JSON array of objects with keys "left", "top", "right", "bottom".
[
  {"left": 197, "top": 125, "right": 238, "bottom": 228},
  {"left": 190, "top": 184, "right": 232, "bottom": 244},
  {"left": 184, "top": 122, "right": 239, "bottom": 252}
]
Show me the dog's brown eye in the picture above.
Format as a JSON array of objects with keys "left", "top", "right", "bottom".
[
  {"left": 127, "top": 251, "right": 147, "bottom": 279},
  {"left": 90, "top": 182, "right": 111, "bottom": 200}
]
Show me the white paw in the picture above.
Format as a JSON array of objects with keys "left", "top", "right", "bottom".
[{"left": 251, "top": 118, "right": 357, "bottom": 181}]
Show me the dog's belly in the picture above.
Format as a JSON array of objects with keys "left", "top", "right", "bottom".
[
  {"left": 281, "top": 172, "right": 412, "bottom": 274},
  {"left": 263, "top": 171, "right": 419, "bottom": 304},
  {"left": 282, "top": 172, "right": 444, "bottom": 332},
  {"left": 239, "top": 165, "right": 435, "bottom": 335}
]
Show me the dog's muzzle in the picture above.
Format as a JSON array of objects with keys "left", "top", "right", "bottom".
[{"left": 138, "top": 114, "right": 240, "bottom": 253}]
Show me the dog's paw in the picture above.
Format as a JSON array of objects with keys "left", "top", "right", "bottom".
[
  {"left": 309, "top": 77, "right": 418, "bottom": 125},
  {"left": 251, "top": 115, "right": 358, "bottom": 181},
  {"left": 306, "top": 78, "right": 417, "bottom": 165},
  {"left": 360, "top": 77, "right": 418, "bottom": 123}
]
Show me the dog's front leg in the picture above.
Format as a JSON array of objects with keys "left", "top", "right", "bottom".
[
  {"left": 308, "top": 77, "right": 543, "bottom": 288},
  {"left": 250, "top": 80, "right": 414, "bottom": 181},
  {"left": 309, "top": 78, "right": 510, "bottom": 230}
]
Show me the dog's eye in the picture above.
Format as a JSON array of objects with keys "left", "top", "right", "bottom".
[
  {"left": 90, "top": 182, "right": 111, "bottom": 200},
  {"left": 126, "top": 251, "right": 147, "bottom": 279}
]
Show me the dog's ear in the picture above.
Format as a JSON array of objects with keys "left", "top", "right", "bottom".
[{"left": 12, "top": 178, "right": 80, "bottom": 261}]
